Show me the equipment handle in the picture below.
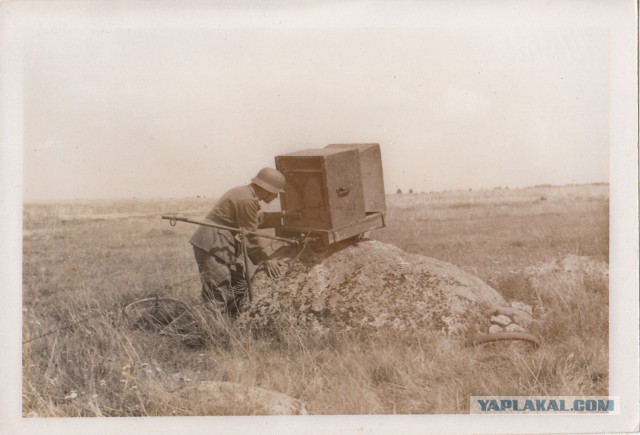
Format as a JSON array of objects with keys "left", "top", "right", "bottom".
[{"left": 161, "top": 215, "right": 299, "bottom": 245}]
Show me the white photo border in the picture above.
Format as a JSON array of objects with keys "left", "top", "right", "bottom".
[{"left": 1, "top": 1, "right": 637, "bottom": 434}]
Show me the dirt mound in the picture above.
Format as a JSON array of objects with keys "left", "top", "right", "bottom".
[{"left": 241, "top": 240, "right": 506, "bottom": 335}]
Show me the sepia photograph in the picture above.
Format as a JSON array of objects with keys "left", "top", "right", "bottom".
[{"left": 1, "top": 1, "right": 638, "bottom": 434}]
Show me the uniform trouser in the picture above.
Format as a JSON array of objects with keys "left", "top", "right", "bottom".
[{"left": 192, "top": 246, "right": 248, "bottom": 317}]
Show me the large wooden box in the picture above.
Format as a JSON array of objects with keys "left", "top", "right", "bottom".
[
  {"left": 274, "top": 145, "right": 386, "bottom": 245},
  {"left": 275, "top": 147, "right": 366, "bottom": 232}
]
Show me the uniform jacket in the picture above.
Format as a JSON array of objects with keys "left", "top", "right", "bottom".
[{"left": 190, "top": 185, "right": 269, "bottom": 265}]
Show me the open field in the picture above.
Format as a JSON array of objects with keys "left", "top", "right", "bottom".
[{"left": 22, "top": 183, "right": 609, "bottom": 416}]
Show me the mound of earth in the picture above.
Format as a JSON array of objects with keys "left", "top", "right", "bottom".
[{"left": 240, "top": 240, "right": 506, "bottom": 335}]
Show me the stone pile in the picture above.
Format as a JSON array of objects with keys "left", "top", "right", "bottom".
[
  {"left": 480, "top": 254, "right": 608, "bottom": 338},
  {"left": 487, "top": 302, "right": 535, "bottom": 334}
]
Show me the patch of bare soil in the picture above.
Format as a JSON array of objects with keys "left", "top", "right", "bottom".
[{"left": 241, "top": 240, "right": 506, "bottom": 335}]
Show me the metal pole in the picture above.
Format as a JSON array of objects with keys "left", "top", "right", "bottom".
[
  {"left": 161, "top": 215, "right": 298, "bottom": 245},
  {"left": 240, "top": 229, "right": 253, "bottom": 302}
]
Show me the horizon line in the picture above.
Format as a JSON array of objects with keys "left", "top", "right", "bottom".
[{"left": 23, "top": 181, "right": 610, "bottom": 204}]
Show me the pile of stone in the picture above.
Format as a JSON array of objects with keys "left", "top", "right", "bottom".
[
  {"left": 487, "top": 301, "right": 535, "bottom": 334},
  {"left": 480, "top": 254, "right": 608, "bottom": 339}
]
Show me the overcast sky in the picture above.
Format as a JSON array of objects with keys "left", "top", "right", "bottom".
[{"left": 22, "top": 1, "right": 615, "bottom": 201}]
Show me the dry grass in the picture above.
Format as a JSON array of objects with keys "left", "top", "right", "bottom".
[{"left": 22, "top": 184, "right": 608, "bottom": 416}]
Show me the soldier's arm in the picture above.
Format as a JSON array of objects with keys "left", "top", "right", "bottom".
[{"left": 236, "top": 198, "right": 269, "bottom": 264}]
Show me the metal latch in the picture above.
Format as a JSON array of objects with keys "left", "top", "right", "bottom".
[{"left": 336, "top": 185, "right": 351, "bottom": 197}]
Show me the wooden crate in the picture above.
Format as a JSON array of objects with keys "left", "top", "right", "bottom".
[{"left": 274, "top": 145, "right": 386, "bottom": 245}]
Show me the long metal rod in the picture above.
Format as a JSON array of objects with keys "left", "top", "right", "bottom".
[
  {"left": 240, "top": 229, "right": 253, "bottom": 302},
  {"left": 161, "top": 215, "right": 299, "bottom": 245}
]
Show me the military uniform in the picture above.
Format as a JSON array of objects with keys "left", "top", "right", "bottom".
[{"left": 190, "top": 184, "right": 270, "bottom": 315}]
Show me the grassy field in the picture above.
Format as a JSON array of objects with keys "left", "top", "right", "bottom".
[{"left": 22, "top": 183, "right": 609, "bottom": 416}]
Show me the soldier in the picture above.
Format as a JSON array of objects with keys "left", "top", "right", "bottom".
[{"left": 190, "top": 167, "right": 285, "bottom": 316}]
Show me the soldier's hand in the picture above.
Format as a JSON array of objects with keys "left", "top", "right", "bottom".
[{"left": 263, "top": 259, "right": 281, "bottom": 278}]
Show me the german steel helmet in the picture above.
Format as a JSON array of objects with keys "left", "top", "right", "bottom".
[{"left": 251, "top": 167, "right": 286, "bottom": 194}]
